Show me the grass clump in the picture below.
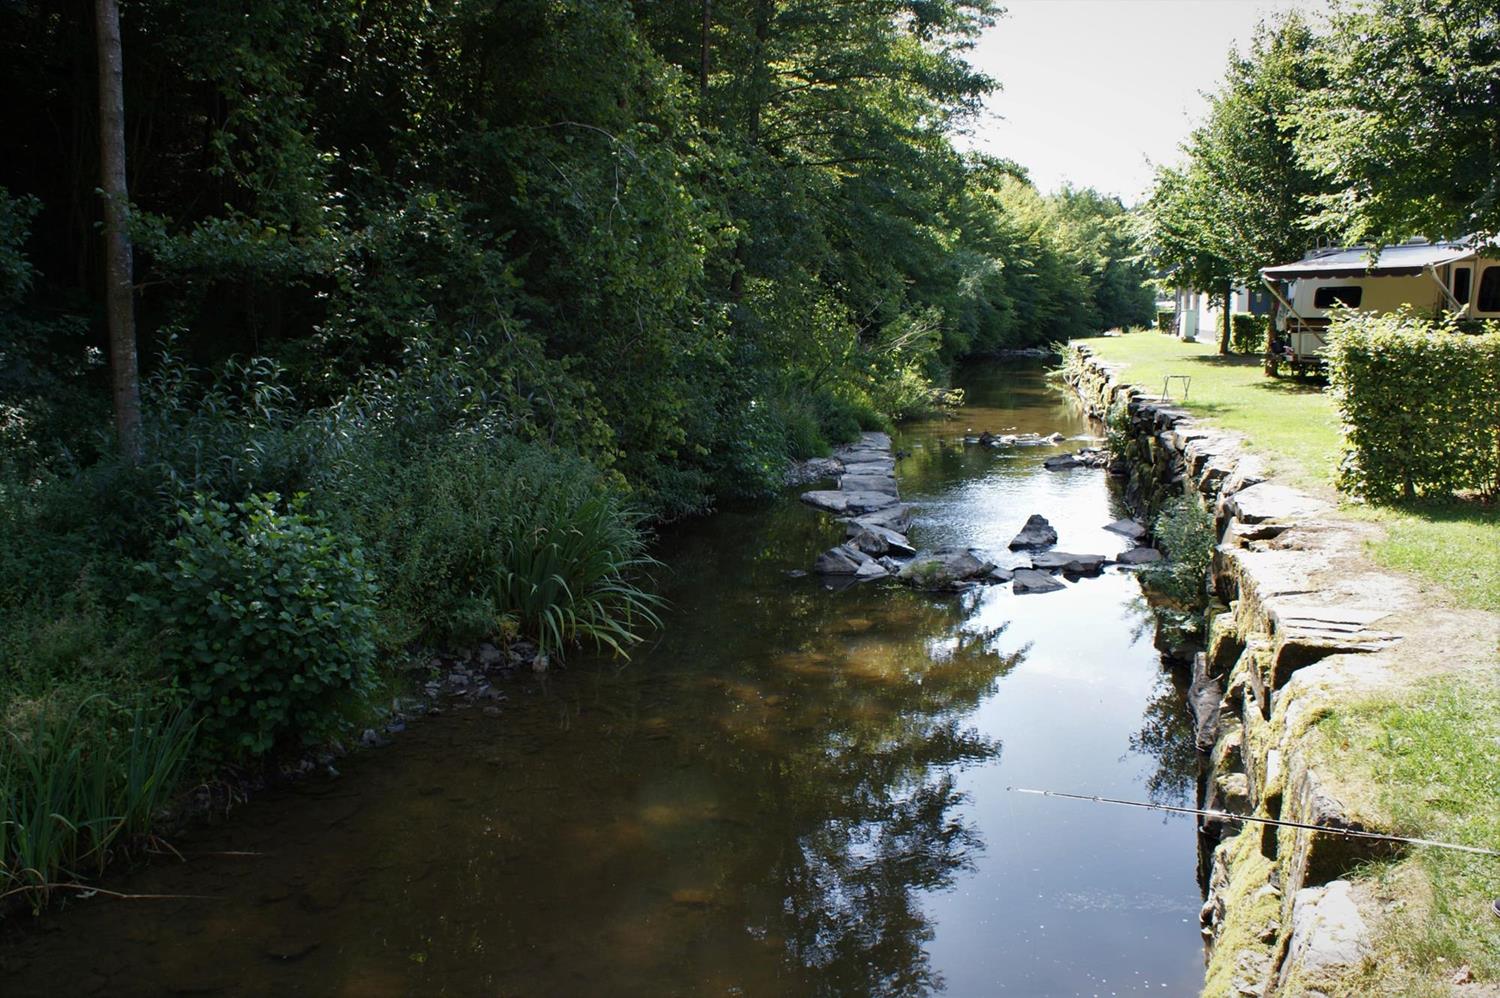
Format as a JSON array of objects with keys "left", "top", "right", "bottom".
[
  {"left": 1316, "top": 678, "right": 1500, "bottom": 993},
  {"left": 0, "top": 698, "right": 196, "bottom": 911}
]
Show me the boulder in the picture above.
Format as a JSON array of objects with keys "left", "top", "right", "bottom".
[
  {"left": 1116, "top": 546, "right": 1163, "bottom": 566},
  {"left": 1030, "top": 551, "right": 1107, "bottom": 576},
  {"left": 813, "top": 544, "right": 871, "bottom": 575},
  {"left": 898, "top": 548, "right": 993, "bottom": 587},
  {"left": 1103, "top": 517, "right": 1148, "bottom": 541},
  {"left": 1042, "top": 454, "right": 1082, "bottom": 470},
  {"left": 1012, "top": 569, "right": 1066, "bottom": 594},
  {"left": 854, "top": 559, "right": 889, "bottom": 581},
  {"left": 846, "top": 523, "right": 916, "bottom": 557},
  {"left": 1008, "top": 514, "right": 1058, "bottom": 550}
]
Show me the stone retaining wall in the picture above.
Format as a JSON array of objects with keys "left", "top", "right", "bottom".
[{"left": 1063, "top": 344, "right": 1409, "bottom": 997}]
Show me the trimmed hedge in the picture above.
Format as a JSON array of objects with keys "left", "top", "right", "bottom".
[
  {"left": 1230, "top": 313, "right": 1269, "bottom": 355},
  {"left": 1324, "top": 313, "right": 1500, "bottom": 501}
]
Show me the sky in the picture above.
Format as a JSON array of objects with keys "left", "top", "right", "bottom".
[{"left": 961, "top": 0, "right": 1331, "bottom": 204}]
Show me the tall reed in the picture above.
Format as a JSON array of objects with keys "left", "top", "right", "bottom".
[{"left": 0, "top": 699, "right": 196, "bottom": 911}]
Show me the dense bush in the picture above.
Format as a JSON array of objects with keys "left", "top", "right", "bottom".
[
  {"left": 1141, "top": 496, "right": 1216, "bottom": 604},
  {"left": 1156, "top": 310, "right": 1176, "bottom": 334},
  {"left": 1325, "top": 313, "right": 1500, "bottom": 501},
  {"left": 133, "top": 493, "right": 379, "bottom": 758},
  {"left": 1230, "top": 313, "right": 1269, "bottom": 355}
]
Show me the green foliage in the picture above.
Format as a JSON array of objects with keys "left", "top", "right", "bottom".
[
  {"left": 327, "top": 433, "right": 659, "bottom": 657},
  {"left": 1324, "top": 313, "right": 1500, "bottom": 501},
  {"left": 1155, "top": 310, "right": 1176, "bottom": 334},
  {"left": 132, "top": 493, "right": 378, "bottom": 758},
  {"left": 1294, "top": 0, "right": 1500, "bottom": 245},
  {"left": 1230, "top": 313, "right": 1269, "bottom": 355},
  {"left": 0, "top": 698, "right": 196, "bottom": 910},
  {"left": 1140, "top": 496, "right": 1216, "bottom": 604}
]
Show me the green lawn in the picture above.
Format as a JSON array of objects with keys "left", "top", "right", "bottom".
[{"left": 1079, "top": 331, "right": 1500, "bottom": 613}]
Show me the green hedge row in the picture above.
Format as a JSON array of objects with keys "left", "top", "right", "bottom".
[
  {"left": 1325, "top": 313, "right": 1500, "bottom": 501},
  {"left": 1230, "top": 313, "right": 1269, "bottom": 355}
]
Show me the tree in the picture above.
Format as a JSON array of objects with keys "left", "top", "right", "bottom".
[
  {"left": 94, "top": 0, "right": 141, "bottom": 460},
  {"left": 1139, "top": 163, "right": 1235, "bottom": 352},
  {"left": 1294, "top": 0, "right": 1500, "bottom": 246}
]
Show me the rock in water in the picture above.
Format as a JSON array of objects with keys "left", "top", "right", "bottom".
[
  {"left": 1030, "top": 551, "right": 1107, "bottom": 575},
  {"left": 1012, "top": 568, "right": 1066, "bottom": 594},
  {"left": 1008, "top": 514, "right": 1058, "bottom": 550},
  {"left": 1103, "top": 517, "right": 1148, "bottom": 541},
  {"left": 1116, "top": 547, "right": 1163, "bottom": 566},
  {"left": 846, "top": 523, "right": 916, "bottom": 557},
  {"left": 897, "top": 549, "right": 993, "bottom": 587},
  {"left": 813, "top": 544, "right": 870, "bottom": 575}
]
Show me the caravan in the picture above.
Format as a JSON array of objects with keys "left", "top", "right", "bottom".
[{"left": 1259, "top": 240, "right": 1500, "bottom": 368}]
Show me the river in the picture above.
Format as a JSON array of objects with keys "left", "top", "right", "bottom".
[{"left": 0, "top": 361, "right": 1204, "bottom": 996}]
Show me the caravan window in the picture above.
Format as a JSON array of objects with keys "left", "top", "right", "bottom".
[
  {"left": 1478, "top": 267, "right": 1500, "bottom": 313},
  {"left": 1452, "top": 266, "right": 1472, "bottom": 305},
  {"left": 1313, "top": 285, "right": 1362, "bottom": 309}
]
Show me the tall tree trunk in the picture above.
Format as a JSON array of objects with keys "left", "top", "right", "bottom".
[
  {"left": 1264, "top": 297, "right": 1281, "bottom": 376},
  {"left": 95, "top": 0, "right": 142, "bottom": 461},
  {"left": 1218, "top": 281, "right": 1232, "bottom": 355},
  {"left": 699, "top": 0, "right": 712, "bottom": 107}
]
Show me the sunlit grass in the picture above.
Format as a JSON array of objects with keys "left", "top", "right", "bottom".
[
  {"left": 1078, "top": 332, "right": 1500, "bottom": 613},
  {"left": 1317, "top": 679, "right": 1500, "bottom": 992}
]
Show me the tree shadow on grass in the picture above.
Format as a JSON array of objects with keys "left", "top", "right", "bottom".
[{"left": 1376, "top": 496, "right": 1500, "bottom": 527}]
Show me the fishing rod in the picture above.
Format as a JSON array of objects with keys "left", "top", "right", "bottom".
[{"left": 1007, "top": 787, "right": 1500, "bottom": 858}]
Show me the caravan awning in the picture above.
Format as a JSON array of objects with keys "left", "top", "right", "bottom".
[{"left": 1260, "top": 242, "right": 1475, "bottom": 281}]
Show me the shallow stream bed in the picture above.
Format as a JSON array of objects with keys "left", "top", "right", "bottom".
[{"left": 1, "top": 362, "right": 1204, "bottom": 996}]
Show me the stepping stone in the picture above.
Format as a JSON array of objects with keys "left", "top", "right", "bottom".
[
  {"left": 1030, "top": 551, "right": 1108, "bottom": 576},
  {"left": 839, "top": 474, "right": 899, "bottom": 496},
  {"left": 1012, "top": 569, "right": 1066, "bottom": 594},
  {"left": 1116, "top": 547, "right": 1163, "bottom": 566}
]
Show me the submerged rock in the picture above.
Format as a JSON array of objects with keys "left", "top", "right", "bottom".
[{"left": 1008, "top": 514, "right": 1058, "bottom": 550}]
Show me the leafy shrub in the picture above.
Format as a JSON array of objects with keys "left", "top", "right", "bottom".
[
  {"left": 1, "top": 698, "right": 195, "bottom": 909},
  {"left": 1325, "top": 313, "right": 1500, "bottom": 501},
  {"left": 133, "top": 493, "right": 378, "bottom": 758},
  {"left": 1140, "top": 495, "right": 1216, "bottom": 604},
  {"left": 1155, "top": 309, "right": 1176, "bottom": 334},
  {"left": 1230, "top": 313, "right": 1269, "bottom": 355}
]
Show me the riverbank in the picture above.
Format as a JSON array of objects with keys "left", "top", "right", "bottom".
[{"left": 1065, "top": 339, "right": 1500, "bottom": 997}]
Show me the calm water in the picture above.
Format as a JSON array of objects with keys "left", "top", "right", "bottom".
[{"left": 0, "top": 362, "right": 1203, "bottom": 997}]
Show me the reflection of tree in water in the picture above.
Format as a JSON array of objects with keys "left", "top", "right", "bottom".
[
  {"left": 710, "top": 583, "right": 1022, "bottom": 997},
  {"left": 1129, "top": 668, "right": 1197, "bottom": 807}
]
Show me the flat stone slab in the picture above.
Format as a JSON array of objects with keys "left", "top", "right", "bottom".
[
  {"left": 850, "top": 504, "right": 912, "bottom": 533},
  {"left": 1030, "top": 551, "right": 1108, "bottom": 575},
  {"left": 801, "top": 490, "right": 900, "bottom": 515},
  {"left": 1104, "top": 518, "right": 1148, "bottom": 541},
  {"left": 839, "top": 474, "right": 899, "bottom": 496},
  {"left": 1116, "top": 546, "right": 1163, "bottom": 566},
  {"left": 1226, "top": 483, "right": 1330, "bottom": 525},
  {"left": 1012, "top": 568, "right": 1066, "bottom": 594},
  {"left": 1008, "top": 514, "right": 1058, "bottom": 550},
  {"left": 813, "top": 544, "right": 871, "bottom": 575},
  {"left": 841, "top": 460, "right": 895, "bottom": 476}
]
